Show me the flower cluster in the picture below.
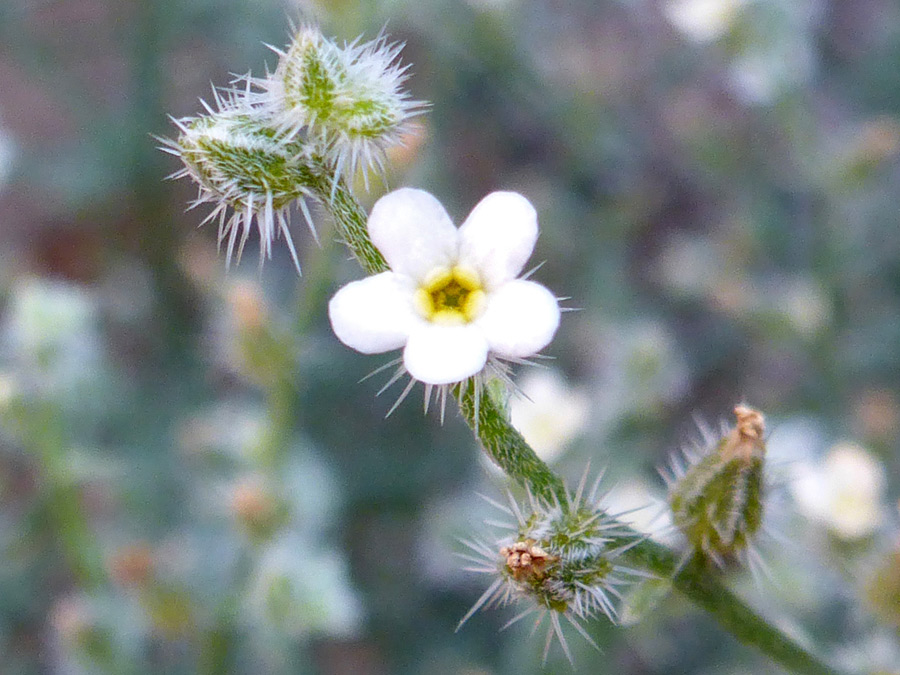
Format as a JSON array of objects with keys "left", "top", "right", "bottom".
[
  {"left": 162, "top": 26, "right": 422, "bottom": 271},
  {"left": 328, "top": 188, "right": 561, "bottom": 414},
  {"left": 665, "top": 405, "right": 767, "bottom": 568},
  {"left": 457, "top": 476, "right": 641, "bottom": 663}
]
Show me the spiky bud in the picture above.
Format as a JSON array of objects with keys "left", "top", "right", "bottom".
[
  {"left": 459, "top": 476, "right": 640, "bottom": 663},
  {"left": 667, "top": 405, "right": 766, "bottom": 565},
  {"left": 163, "top": 103, "right": 320, "bottom": 272},
  {"left": 264, "top": 26, "right": 424, "bottom": 186}
]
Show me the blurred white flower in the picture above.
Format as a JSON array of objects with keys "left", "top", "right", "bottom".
[
  {"left": 1, "top": 278, "right": 103, "bottom": 396},
  {"left": 587, "top": 319, "right": 689, "bottom": 418},
  {"left": 791, "top": 442, "right": 886, "bottom": 539},
  {"left": 329, "top": 189, "right": 560, "bottom": 405},
  {"left": 777, "top": 276, "right": 830, "bottom": 337},
  {"left": 0, "top": 372, "right": 15, "bottom": 410},
  {"left": 665, "top": 0, "right": 745, "bottom": 43},
  {"left": 509, "top": 369, "right": 589, "bottom": 463},
  {"left": 727, "top": 2, "right": 818, "bottom": 105},
  {"left": 247, "top": 535, "right": 363, "bottom": 639}
]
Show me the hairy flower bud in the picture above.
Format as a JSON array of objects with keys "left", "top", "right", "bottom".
[
  {"left": 458, "top": 475, "right": 641, "bottom": 663},
  {"left": 263, "top": 26, "right": 424, "bottom": 186},
  {"left": 667, "top": 405, "right": 766, "bottom": 565},
  {"left": 163, "top": 103, "right": 320, "bottom": 271}
]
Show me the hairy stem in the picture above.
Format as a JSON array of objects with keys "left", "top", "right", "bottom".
[{"left": 313, "top": 182, "right": 844, "bottom": 675}]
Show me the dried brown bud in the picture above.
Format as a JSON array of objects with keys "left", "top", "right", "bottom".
[
  {"left": 720, "top": 405, "right": 765, "bottom": 462},
  {"left": 500, "top": 540, "right": 557, "bottom": 582}
]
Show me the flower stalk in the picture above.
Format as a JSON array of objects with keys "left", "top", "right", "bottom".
[
  {"left": 165, "top": 24, "right": 843, "bottom": 673},
  {"left": 313, "top": 182, "right": 844, "bottom": 675}
]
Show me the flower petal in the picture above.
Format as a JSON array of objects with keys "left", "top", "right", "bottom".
[
  {"left": 458, "top": 192, "right": 538, "bottom": 289},
  {"left": 328, "top": 272, "right": 418, "bottom": 354},
  {"left": 368, "top": 188, "right": 458, "bottom": 281},
  {"left": 476, "top": 280, "right": 560, "bottom": 358},
  {"left": 403, "top": 324, "right": 489, "bottom": 385}
]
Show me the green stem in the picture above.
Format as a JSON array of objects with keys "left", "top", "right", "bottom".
[
  {"left": 313, "top": 182, "right": 844, "bottom": 675},
  {"left": 20, "top": 401, "right": 106, "bottom": 589},
  {"left": 309, "top": 170, "right": 388, "bottom": 275},
  {"left": 454, "top": 379, "right": 565, "bottom": 501}
]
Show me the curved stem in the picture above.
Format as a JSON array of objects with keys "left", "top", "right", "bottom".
[{"left": 312, "top": 181, "right": 844, "bottom": 675}]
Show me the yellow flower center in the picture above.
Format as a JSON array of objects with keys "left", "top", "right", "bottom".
[{"left": 413, "top": 265, "right": 487, "bottom": 325}]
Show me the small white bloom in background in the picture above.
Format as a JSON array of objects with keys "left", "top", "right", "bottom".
[
  {"left": 791, "top": 442, "right": 886, "bottom": 540},
  {"left": 586, "top": 318, "right": 689, "bottom": 420},
  {"left": 0, "top": 372, "right": 15, "bottom": 411},
  {"left": 776, "top": 276, "right": 830, "bottom": 337},
  {"left": 664, "top": 0, "right": 745, "bottom": 43},
  {"left": 329, "top": 188, "right": 560, "bottom": 413},
  {"left": 246, "top": 535, "right": 363, "bottom": 639},
  {"left": 509, "top": 370, "right": 589, "bottom": 463},
  {"left": 1, "top": 278, "right": 103, "bottom": 396}
]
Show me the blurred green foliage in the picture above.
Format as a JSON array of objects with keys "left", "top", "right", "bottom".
[{"left": 1, "top": 0, "right": 899, "bottom": 673}]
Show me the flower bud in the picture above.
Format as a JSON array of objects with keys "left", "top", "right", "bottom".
[
  {"left": 668, "top": 405, "right": 766, "bottom": 565},
  {"left": 165, "top": 105, "right": 318, "bottom": 271},
  {"left": 266, "top": 26, "right": 423, "bottom": 186},
  {"left": 459, "top": 477, "right": 639, "bottom": 663}
]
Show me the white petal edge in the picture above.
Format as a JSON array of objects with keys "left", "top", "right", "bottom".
[
  {"left": 476, "top": 280, "right": 560, "bottom": 359},
  {"left": 368, "top": 188, "right": 459, "bottom": 282},
  {"left": 403, "top": 324, "right": 489, "bottom": 385},
  {"left": 458, "top": 191, "right": 538, "bottom": 290},
  {"left": 328, "top": 272, "right": 418, "bottom": 354}
]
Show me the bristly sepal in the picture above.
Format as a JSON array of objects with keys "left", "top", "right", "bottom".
[
  {"left": 667, "top": 405, "right": 766, "bottom": 567},
  {"left": 458, "top": 474, "right": 645, "bottom": 664},
  {"left": 163, "top": 101, "right": 321, "bottom": 272}
]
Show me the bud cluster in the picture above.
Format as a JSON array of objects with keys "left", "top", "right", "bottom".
[
  {"left": 459, "top": 477, "right": 641, "bottom": 663},
  {"left": 666, "top": 405, "right": 767, "bottom": 567},
  {"left": 162, "top": 26, "right": 423, "bottom": 271}
]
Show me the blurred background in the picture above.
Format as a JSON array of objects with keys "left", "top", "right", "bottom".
[{"left": 1, "top": 0, "right": 900, "bottom": 673}]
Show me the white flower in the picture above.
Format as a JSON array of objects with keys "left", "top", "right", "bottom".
[
  {"left": 791, "top": 442, "right": 886, "bottom": 540},
  {"left": 664, "top": 0, "right": 745, "bottom": 43},
  {"left": 509, "top": 369, "right": 589, "bottom": 463},
  {"left": 328, "top": 188, "right": 560, "bottom": 407}
]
